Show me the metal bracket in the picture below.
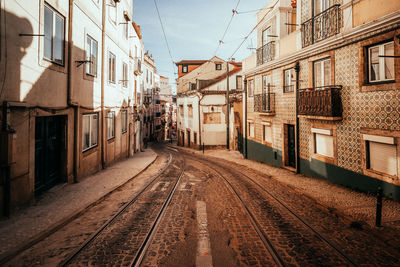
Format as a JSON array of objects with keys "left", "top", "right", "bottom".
[
  {"left": 19, "top": 34, "right": 45, "bottom": 37},
  {"left": 75, "top": 60, "right": 92, "bottom": 67}
]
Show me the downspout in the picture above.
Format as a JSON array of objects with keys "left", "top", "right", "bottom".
[
  {"left": 67, "top": 0, "right": 78, "bottom": 183},
  {"left": 100, "top": 0, "right": 106, "bottom": 169},
  {"left": 244, "top": 79, "right": 248, "bottom": 159},
  {"left": 197, "top": 91, "right": 204, "bottom": 150},
  {"left": 226, "top": 62, "right": 230, "bottom": 150},
  {"left": 294, "top": 61, "right": 300, "bottom": 174}
]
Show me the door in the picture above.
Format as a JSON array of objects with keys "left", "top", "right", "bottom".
[
  {"left": 187, "top": 130, "right": 191, "bottom": 147},
  {"left": 287, "top": 124, "right": 296, "bottom": 168},
  {"left": 35, "top": 116, "right": 66, "bottom": 195}
]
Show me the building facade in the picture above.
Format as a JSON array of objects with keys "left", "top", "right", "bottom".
[
  {"left": 0, "top": 0, "right": 152, "bottom": 215},
  {"left": 243, "top": 0, "right": 400, "bottom": 200}
]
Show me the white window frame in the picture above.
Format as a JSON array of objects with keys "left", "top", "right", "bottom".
[
  {"left": 368, "top": 41, "right": 395, "bottom": 83},
  {"left": 108, "top": 51, "right": 116, "bottom": 83},
  {"left": 82, "top": 113, "right": 98, "bottom": 152},
  {"left": 313, "top": 58, "right": 331, "bottom": 88},
  {"left": 248, "top": 79, "right": 254, "bottom": 97},
  {"left": 182, "top": 65, "right": 188, "bottom": 73},
  {"left": 312, "top": 128, "right": 334, "bottom": 158},
  {"left": 248, "top": 122, "right": 255, "bottom": 138},
  {"left": 122, "top": 62, "right": 128, "bottom": 87},
  {"left": 86, "top": 35, "right": 98, "bottom": 76},
  {"left": 122, "top": 110, "right": 127, "bottom": 133},
  {"left": 262, "top": 27, "right": 271, "bottom": 46},
  {"left": 284, "top": 69, "right": 295, "bottom": 93},
  {"left": 107, "top": 111, "right": 115, "bottom": 140},
  {"left": 43, "top": 3, "right": 65, "bottom": 65},
  {"left": 262, "top": 122, "right": 272, "bottom": 144}
]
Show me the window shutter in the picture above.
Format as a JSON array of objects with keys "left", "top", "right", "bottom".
[
  {"left": 369, "top": 142, "right": 397, "bottom": 176},
  {"left": 315, "top": 133, "right": 334, "bottom": 157}
]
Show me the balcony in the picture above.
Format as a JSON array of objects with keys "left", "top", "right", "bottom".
[
  {"left": 134, "top": 58, "right": 142, "bottom": 75},
  {"left": 256, "top": 41, "right": 275, "bottom": 66},
  {"left": 301, "top": 4, "right": 341, "bottom": 48},
  {"left": 253, "top": 93, "right": 275, "bottom": 115},
  {"left": 298, "top": 86, "right": 342, "bottom": 118}
]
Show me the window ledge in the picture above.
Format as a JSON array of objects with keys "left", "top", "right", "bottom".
[
  {"left": 257, "top": 112, "right": 276, "bottom": 117},
  {"left": 363, "top": 169, "right": 399, "bottom": 185},
  {"left": 82, "top": 145, "right": 99, "bottom": 156},
  {"left": 298, "top": 115, "right": 342, "bottom": 121},
  {"left": 312, "top": 153, "right": 336, "bottom": 165},
  {"left": 361, "top": 81, "right": 399, "bottom": 92}
]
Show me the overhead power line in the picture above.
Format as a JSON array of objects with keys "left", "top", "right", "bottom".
[
  {"left": 153, "top": 0, "right": 176, "bottom": 74},
  {"left": 214, "top": 0, "right": 241, "bottom": 57}
]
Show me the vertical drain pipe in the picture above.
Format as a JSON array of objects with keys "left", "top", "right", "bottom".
[
  {"left": 294, "top": 62, "right": 300, "bottom": 174},
  {"left": 100, "top": 0, "right": 106, "bottom": 169},
  {"left": 244, "top": 80, "right": 248, "bottom": 159}
]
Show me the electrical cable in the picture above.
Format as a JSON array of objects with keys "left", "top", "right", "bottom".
[
  {"left": 0, "top": 0, "right": 8, "bottom": 98},
  {"left": 153, "top": 0, "right": 176, "bottom": 76},
  {"left": 214, "top": 0, "right": 241, "bottom": 57}
]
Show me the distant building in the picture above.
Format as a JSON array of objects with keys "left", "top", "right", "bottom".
[{"left": 176, "top": 57, "right": 243, "bottom": 150}]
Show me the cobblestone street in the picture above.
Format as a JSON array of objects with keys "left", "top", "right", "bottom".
[{"left": 1, "top": 144, "right": 400, "bottom": 266}]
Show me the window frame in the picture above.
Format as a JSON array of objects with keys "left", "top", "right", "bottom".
[
  {"left": 182, "top": 65, "right": 188, "bottom": 73},
  {"left": 313, "top": 57, "right": 331, "bottom": 88},
  {"left": 215, "top": 63, "right": 222, "bottom": 70},
  {"left": 248, "top": 121, "right": 255, "bottom": 138},
  {"left": 247, "top": 79, "right": 254, "bottom": 97},
  {"left": 82, "top": 113, "right": 99, "bottom": 152},
  {"left": 43, "top": 3, "right": 65, "bottom": 66},
  {"left": 236, "top": 75, "right": 243, "bottom": 90},
  {"left": 311, "top": 124, "right": 337, "bottom": 164},
  {"left": 86, "top": 34, "right": 98, "bottom": 77},
  {"left": 107, "top": 111, "right": 116, "bottom": 140},
  {"left": 122, "top": 110, "right": 128, "bottom": 133},
  {"left": 367, "top": 41, "right": 395, "bottom": 83},
  {"left": 108, "top": 51, "right": 116, "bottom": 83},
  {"left": 283, "top": 68, "right": 295, "bottom": 93},
  {"left": 262, "top": 122, "right": 272, "bottom": 145},
  {"left": 122, "top": 62, "right": 128, "bottom": 87}
]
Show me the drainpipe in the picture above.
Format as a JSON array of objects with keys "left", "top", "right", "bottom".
[
  {"left": 294, "top": 61, "right": 300, "bottom": 174},
  {"left": 244, "top": 80, "right": 248, "bottom": 159},
  {"left": 1, "top": 102, "right": 11, "bottom": 217},
  {"left": 100, "top": 0, "right": 106, "bottom": 169},
  {"left": 198, "top": 92, "right": 204, "bottom": 150},
  {"left": 226, "top": 62, "right": 230, "bottom": 150}
]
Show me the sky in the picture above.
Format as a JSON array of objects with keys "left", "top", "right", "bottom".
[{"left": 133, "top": 0, "right": 268, "bottom": 93}]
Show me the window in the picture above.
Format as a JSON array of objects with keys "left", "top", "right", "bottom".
[
  {"left": 108, "top": 0, "right": 117, "bottom": 24},
  {"left": 182, "top": 65, "right": 188, "bottom": 73},
  {"left": 248, "top": 122, "right": 255, "bottom": 138},
  {"left": 122, "top": 110, "right": 127, "bottom": 133},
  {"left": 86, "top": 35, "right": 98, "bottom": 76},
  {"left": 236, "top": 76, "right": 243, "bottom": 90},
  {"left": 122, "top": 62, "right": 128, "bottom": 87},
  {"left": 284, "top": 69, "right": 295, "bottom": 93},
  {"left": 287, "top": 11, "right": 297, "bottom": 34},
  {"left": 194, "top": 132, "right": 197, "bottom": 144},
  {"left": 313, "top": 58, "right": 331, "bottom": 87},
  {"left": 314, "top": 0, "right": 330, "bottom": 15},
  {"left": 364, "top": 134, "right": 397, "bottom": 177},
  {"left": 44, "top": 3, "right": 65, "bottom": 65},
  {"left": 107, "top": 111, "right": 115, "bottom": 140},
  {"left": 150, "top": 72, "right": 153, "bottom": 85},
  {"left": 312, "top": 128, "right": 334, "bottom": 158},
  {"left": 216, "top": 63, "right": 222, "bottom": 70},
  {"left": 146, "top": 69, "right": 149, "bottom": 83},
  {"left": 248, "top": 79, "right": 254, "bottom": 97},
  {"left": 124, "top": 22, "right": 129, "bottom": 39},
  {"left": 82, "top": 113, "right": 98, "bottom": 151},
  {"left": 262, "top": 27, "right": 271, "bottom": 46},
  {"left": 108, "top": 51, "right": 116, "bottom": 83},
  {"left": 188, "top": 104, "right": 193, "bottom": 118},
  {"left": 263, "top": 123, "right": 272, "bottom": 144},
  {"left": 179, "top": 104, "right": 184, "bottom": 116},
  {"left": 368, "top": 41, "right": 394, "bottom": 83}
]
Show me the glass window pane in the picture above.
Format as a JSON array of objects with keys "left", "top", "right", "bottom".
[
  {"left": 384, "top": 43, "right": 394, "bottom": 80},
  {"left": 54, "top": 14, "right": 64, "bottom": 63},
  {"left": 82, "top": 115, "right": 90, "bottom": 150},
  {"left": 92, "top": 40, "right": 97, "bottom": 75},
  {"left": 86, "top": 37, "right": 91, "bottom": 74},
  {"left": 323, "top": 59, "right": 331, "bottom": 86},
  {"left": 314, "top": 61, "right": 322, "bottom": 87},
  {"left": 91, "top": 115, "right": 98, "bottom": 146},
  {"left": 369, "top": 47, "right": 379, "bottom": 81},
  {"left": 44, "top": 6, "right": 53, "bottom": 59}
]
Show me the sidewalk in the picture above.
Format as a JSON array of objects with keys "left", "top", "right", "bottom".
[
  {"left": 174, "top": 145, "right": 400, "bottom": 244},
  {"left": 0, "top": 149, "right": 157, "bottom": 260}
]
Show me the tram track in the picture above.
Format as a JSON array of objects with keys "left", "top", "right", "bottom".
[
  {"left": 182, "top": 150, "right": 357, "bottom": 266},
  {"left": 59, "top": 150, "right": 185, "bottom": 266}
]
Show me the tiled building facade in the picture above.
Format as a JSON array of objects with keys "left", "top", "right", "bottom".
[{"left": 243, "top": 0, "right": 400, "bottom": 200}]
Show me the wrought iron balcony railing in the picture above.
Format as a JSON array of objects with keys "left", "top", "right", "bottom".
[
  {"left": 254, "top": 93, "right": 275, "bottom": 114},
  {"left": 256, "top": 41, "right": 275, "bottom": 66},
  {"left": 298, "top": 85, "right": 342, "bottom": 117},
  {"left": 301, "top": 4, "right": 340, "bottom": 48}
]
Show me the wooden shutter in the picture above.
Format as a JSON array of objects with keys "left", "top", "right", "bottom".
[
  {"left": 369, "top": 142, "right": 397, "bottom": 176},
  {"left": 315, "top": 133, "right": 334, "bottom": 157}
]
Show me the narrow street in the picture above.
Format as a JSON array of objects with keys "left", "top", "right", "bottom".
[{"left": 2, "top": 144, "right": 400, "bottom": 266}]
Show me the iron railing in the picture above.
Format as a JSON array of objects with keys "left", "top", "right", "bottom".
[
  {"left": 301, "top": 4, "right": 340, "bottom": 48},
  {"left": 256, "top": 41, "right": 275, "bottom": 66},
  {"left": 254, "top": 93, "right": 275, "bottom": 114},
  {"left": 298, "top": 85, "right": 342, "bottom": 117}
]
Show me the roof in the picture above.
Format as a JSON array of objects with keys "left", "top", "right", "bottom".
[
  {"left": 200, "top": 67, "right": 242, "bottom": 91},
  {"left": 175, "top": 60, "right": 207, "bottom": 65}
]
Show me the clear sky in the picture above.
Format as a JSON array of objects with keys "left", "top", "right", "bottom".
[{"left": 133, "top": 0, "right": 268, "bottom": 93}]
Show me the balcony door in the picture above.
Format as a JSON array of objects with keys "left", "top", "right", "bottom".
[
  {"left": 262, "top": 27, "right": 271, "bottom": 46},
  {"left": 313, "top": 58, "right": 331, "bottom": 88},
  {"left": 314, "top": 0, "right": 330, "bottom": 15},
  {"left": 262, "top": 74, "right": 272, "bottom": 112}
]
